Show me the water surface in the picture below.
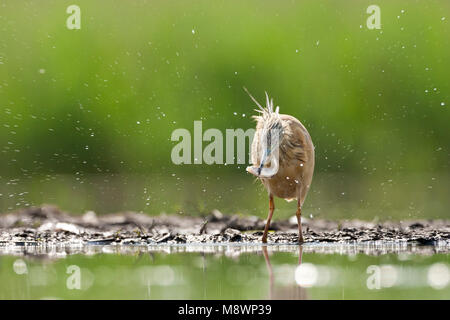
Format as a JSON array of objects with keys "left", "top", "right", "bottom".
[{"left": 0, "top": 243, "right": 448, "bottom": 299}]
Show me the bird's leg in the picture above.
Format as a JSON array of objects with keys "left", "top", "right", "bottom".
[
  {"left": 296, "top": 198, "right": 304, "bottom": 244},
  {"left": 262, "top": 194, "right": 274, "bottom": 243}
]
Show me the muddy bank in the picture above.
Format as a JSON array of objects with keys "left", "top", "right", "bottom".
[{"left": 0, "top": 206, "right": 449, "bottom": 250}]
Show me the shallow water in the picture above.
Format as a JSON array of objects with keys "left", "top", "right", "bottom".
[
  {"left": 0, "top": 243, "right": 448, "bottom": 299},
  {"left": 1, "top": 172, "right": 448, "bottom": 299}
]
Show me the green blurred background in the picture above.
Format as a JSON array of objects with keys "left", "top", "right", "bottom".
[{"left": 0, "top": 0, "right": 449, "bottom": 220}]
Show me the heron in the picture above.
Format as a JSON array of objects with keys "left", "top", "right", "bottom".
[{"left": 245, "top": 88, "right": 315, "bottom": 243}]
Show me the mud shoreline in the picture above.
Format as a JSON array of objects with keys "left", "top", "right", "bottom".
[{"left": 0, "top": 206, "right": 449, "bottom": 256}]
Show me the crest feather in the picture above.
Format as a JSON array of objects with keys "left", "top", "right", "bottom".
[{"left": 244, "top": 87, "right": 280, "bottom": 119}]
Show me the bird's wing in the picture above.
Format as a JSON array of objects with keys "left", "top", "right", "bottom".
[{"left": 279, "top": 115, "right": 314, "bottom": 164}]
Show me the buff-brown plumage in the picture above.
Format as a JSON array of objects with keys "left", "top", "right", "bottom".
[{"left": 245, "top": 89, "right": 315, "bottom": 243}]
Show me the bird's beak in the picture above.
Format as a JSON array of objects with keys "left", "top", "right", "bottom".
[
  {"left": 246, "top": 152, "right": 268, "bottom": 178},
  {"left": 257, "top": 155, "right": 266, "bottom": 176},
  {"left": 257, "top": 166, "right": 262, "bottom": 176},
  {"left": 247, "top": 149, "right": 278, "bottom": 179},
  {"left": 257, "top": 149, "right": 270, "bottom": 176}
]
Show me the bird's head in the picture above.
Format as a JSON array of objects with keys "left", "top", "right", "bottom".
[
  {"left": 256, "top": 116, "right": 283, "bottom": 176},
  {"left": 244, "top": 88, "right": 284, "bottom": 178}
]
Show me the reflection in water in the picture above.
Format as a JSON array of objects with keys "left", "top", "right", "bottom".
[
  {"left": 263, "top": 245, "right": 308, "bottom": 300},
  {"left": 0, "top": 244, "right": 449, "bottom": 299},
  {"left": 1, "top": 241, "right": 448, "bottom": 258}
]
